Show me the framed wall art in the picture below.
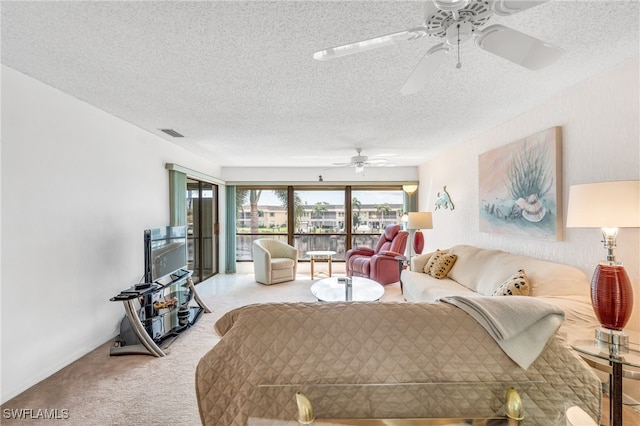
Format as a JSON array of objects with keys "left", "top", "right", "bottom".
[{"left": 478, "top": 127, "right": 562, "bottom": 240}]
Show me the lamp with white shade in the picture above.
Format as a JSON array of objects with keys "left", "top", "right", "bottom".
[
  {"left": 566, "top": 180, "right": 640, "bottom": 346},
  {"left": 407, "top": 212, "right": 433, "bottom": 258}
]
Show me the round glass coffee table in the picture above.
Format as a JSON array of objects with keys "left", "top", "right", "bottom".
[{"left": 310, "top": 276, "right": 384, "bottom": 302}]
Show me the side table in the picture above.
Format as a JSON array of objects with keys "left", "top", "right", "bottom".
[
  {"left": 571, "top": 331, "right": 640, "bottom": 426},
  {"left": 307, "top": 250, "right": 336, "bottom": 278},
  {"left": 395, "top": 255, "right": 407, "bottom": 291}
]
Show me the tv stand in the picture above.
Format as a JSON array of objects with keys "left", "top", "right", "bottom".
[{"left": 109, "top": 269, "right": 211, "bottom": 357}]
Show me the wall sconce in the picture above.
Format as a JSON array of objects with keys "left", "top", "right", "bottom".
[{"left": 566, "top": 180, "right": 639, "bottom": 345}]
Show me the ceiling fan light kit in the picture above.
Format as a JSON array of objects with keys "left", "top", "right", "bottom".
[
  {"left": 314, "top": 0, "right": 565, "bottom": 95},
  {"left": 449, "top": 20, "right": 473, "bottom": 45}
]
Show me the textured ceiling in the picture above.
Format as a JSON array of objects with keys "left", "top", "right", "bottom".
[{"left": 2, "top": 1, "right": 639, "bottom": 169}]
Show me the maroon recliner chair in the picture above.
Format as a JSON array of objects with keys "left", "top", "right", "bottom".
[{"left": 346, "top": 224, "right": 408, "bottom": 285}]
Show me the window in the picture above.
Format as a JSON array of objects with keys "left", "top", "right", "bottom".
[
  {"left": 235, "top": 188, "right": 289, "bottom": 261},
  {"left": 294, "top": 189, "right": 346, "bottom": 260},
  {"left": 351, "top": 189, "right": 404, "bottom": 249},
  {"left": 235, "top": 186, "right": 404, "bottom": 261}
]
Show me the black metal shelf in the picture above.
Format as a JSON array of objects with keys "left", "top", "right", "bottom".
[{"left": 110, "top": 268, "right": 211, "bottom": 357}]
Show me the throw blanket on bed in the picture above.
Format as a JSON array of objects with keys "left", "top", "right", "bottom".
[{"left": 439, "top": 295, "right": 565, "bottom": 369}]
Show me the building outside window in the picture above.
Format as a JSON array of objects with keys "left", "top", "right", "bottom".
[{"left": 235, "top": 186, "right": 404, "bottom": 261}]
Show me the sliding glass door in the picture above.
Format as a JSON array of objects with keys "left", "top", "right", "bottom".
[{"left": 187, "top": 179, "right": 219, "bottom": 283}]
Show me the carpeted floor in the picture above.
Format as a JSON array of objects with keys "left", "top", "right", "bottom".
[{"left": 1, "top": 275, "right": 404, "bottom": 425}]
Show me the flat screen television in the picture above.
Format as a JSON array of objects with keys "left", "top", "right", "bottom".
[{"left": 143, "top": 226, "right": 188, "bottom": 283}]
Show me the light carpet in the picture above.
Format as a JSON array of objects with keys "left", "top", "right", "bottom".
[{"left": 1, "top": 276, "right": 404, "bottom": 425}]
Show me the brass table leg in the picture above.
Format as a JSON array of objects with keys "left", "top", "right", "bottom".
[{"left": 310, "top": 256, "right": 315, "bottom": 278}]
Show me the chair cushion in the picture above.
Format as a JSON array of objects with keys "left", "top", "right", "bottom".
[
  {"left": 383, "top": 225, "right": 400, "bottom": 240},
  {"left": 349, "top": 256, "right": 371, "bottom": 276},
  {"left": 271, "top": 258, "right": 295, "bottom": 270}
]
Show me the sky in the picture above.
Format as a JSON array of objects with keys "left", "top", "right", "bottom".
[{"left": 258, "top": 190, "right": 403, "bottom": 206}]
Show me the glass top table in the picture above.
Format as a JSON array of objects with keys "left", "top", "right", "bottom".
[
  {"left": 571, "top": 330, "right": 640, "bottom": 426},
  {"left": 248, "top": 382, "right": 536, "bottom": 424},
  {"left": 306, "top": 250, "right": 337, "bottom": 278},
  {"left": 310, "top": 276, "right": 384, "bottom": 302},
  {"left": 571, "top": 338, "right": 640, "bottom": 368}
]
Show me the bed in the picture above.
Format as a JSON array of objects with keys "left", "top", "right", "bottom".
[{"left": 195, "top": 302, "right": 601, "bottom": 425}]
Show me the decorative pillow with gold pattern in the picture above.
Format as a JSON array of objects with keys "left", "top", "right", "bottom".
[
  {"left": 492, "top": 269, "right": 530, "bottom": 296},
  {"left": 427, "top": 252, "right": 458, "bottom": 279},
  {"left": 423, "top": 250, "right": 444, "bottom": 274}
]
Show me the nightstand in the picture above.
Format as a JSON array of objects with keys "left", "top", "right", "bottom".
[{"left": 571, "top": 330, "right": 640, "bottom": 426}]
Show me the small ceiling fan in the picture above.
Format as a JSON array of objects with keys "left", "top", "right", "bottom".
[
  {"left": 313, "top": 0, "right": 565, "bottom": 95},
  {"left": 332, "top": 148, "right": 391, "bottom": 173}
]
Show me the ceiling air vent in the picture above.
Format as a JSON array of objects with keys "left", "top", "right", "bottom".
[{"left": 160, "top": 128, "right": 184, "bottom": 138}]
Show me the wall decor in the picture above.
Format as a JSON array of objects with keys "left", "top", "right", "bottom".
[
  {"left": 434, "top": 186, "right": 454, "bottom": 210},
  {"left": 478, "top": 127, "right": 562, "bottom": 240}
]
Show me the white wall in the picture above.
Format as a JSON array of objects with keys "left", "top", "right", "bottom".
[
  {"left": 1, "top": 66, "right": 224, "bottom": 403},
  {"left": 222, "top": 165, "right": 418, "bottom": 183},
  {"left": 417, "top": 57, "right": 640, "bottom": 332}
]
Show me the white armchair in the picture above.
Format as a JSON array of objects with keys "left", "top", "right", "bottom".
[{"left": 252, "top": 239, "right": 298, "bottom": 285}]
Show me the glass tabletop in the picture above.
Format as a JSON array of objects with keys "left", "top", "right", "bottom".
[
  {"left": 248, "top": 382, "right": 538, "bottom": 424},
  {"left": 307, "top": 251, "right": 337, "bottom": 256},
  {"left": 310, "top": 276, "right": 384, "bottom": 302},
  {"left": 571, "top": 338, "right": 640, "bottom": 368},
  {"left": 248, "top": 418, "right": 512, "bottom": 425}
]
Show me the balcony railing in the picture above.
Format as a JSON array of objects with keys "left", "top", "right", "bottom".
[{"left": 236, "top": 233, "right": 383, "bottom": 261}]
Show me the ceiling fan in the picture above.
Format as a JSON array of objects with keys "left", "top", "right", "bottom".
[
  {"left": 313, "top": 0, "right": 565, "bottom": 95},
  {"left": 332, "top": 148, "right": 391, "bottom": 173}
]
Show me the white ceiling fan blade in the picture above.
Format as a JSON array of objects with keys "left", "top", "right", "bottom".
[
  {"left": 475, "top": 24, "right": 565, "bottom": 70},
  {"left": 399, "top": 43, "right": 449, "bottom": 96},
  {"left": 492, "top": 0, "right": 548, "bottom": 16},
  {"left": 432, "top": 0, "right": 469, "bottom": 12},
  {"left": 365, "top": 158, "right": 390, "bottom": 164},
  {"left": 313, "top": 28, "right": 427, "bottom": 61}
]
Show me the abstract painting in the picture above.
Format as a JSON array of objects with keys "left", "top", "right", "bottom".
[{"left": 479, "top": 127, "right": 562, "bottom": 240}]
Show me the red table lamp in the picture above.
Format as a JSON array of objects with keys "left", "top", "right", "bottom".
[
  {"left": 567, "top": 181, "right": 640, "bottom": 345},
  {"left": 407, "top": 212, "right": 433, "bottom": 256}
]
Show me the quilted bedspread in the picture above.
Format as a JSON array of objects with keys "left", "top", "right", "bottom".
[{"left": 195, "top": 302, "right": 601, "bottom": 425}]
